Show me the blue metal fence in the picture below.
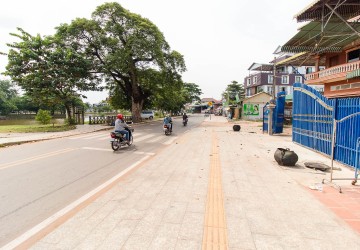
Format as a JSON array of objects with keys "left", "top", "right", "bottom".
[
  {"left": 262, "top": 91, "right": 286, "bottom": 134},
  {"left": 334, "top": 98, "right": 360, "bottom": 167},
  {"left": 292, "top": 83, "right": 334, "bottom": 156},
  {"left": 293, "top": 83, "right": 360, "bottom": 170}
]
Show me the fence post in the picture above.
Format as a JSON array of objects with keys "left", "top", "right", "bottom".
[{"left": 330, "top": 120, "right": 337, "bottom": 182}]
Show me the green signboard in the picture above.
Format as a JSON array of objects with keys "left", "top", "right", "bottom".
[{"left": 243, "top": 104, "right": 259, "bottom": 115}]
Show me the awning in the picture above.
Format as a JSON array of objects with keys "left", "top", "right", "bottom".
[
  {"left": 294, "top": 0, "right": 360, "bottom": 22},
  {"left": 346, "top": 69, "right": 360, "bottom": 79},
  {"left": 275, "top": 52, "right": 307, "bottom": 65},
  {"left": 281, "top": 21, "right": 360, "bottom": 54}
]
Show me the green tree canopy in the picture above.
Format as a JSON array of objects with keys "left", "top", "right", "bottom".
[
  {"left": 0, "top": 79, "right": 18, "bottom": 115},
  {"left": 56, "top": 2, "right": 186, "bottom": 122},
  {"left": 183, "top": 82, "right": 202, "bottom": 103},
  {"left": 222, "top": 80, "right": 245, "bottom": 105},
  {"left": 4, "top": 28, "right": 101, "bottom": 122}
]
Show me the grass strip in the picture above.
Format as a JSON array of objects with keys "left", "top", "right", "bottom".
[{"left": 0, "top": 124, "right": 76, "bottom": 133}]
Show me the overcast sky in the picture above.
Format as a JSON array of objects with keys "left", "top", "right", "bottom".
[{"left": 0, "top": 0, "right": 312, "bottom": 104}]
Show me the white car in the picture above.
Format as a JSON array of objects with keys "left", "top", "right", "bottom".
[{"left": 141, "top": 110, "right": 155, "bottom": 120}]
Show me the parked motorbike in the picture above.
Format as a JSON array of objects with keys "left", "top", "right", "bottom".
[
  {"left": 183, "top": 118, "right": 188, "bottom": 126},
  {"left": 163, "top": 123, "right": 172, "bottom": 135},
  {"left": 110, "top": 127, "right": 134, "bottom": 151}
]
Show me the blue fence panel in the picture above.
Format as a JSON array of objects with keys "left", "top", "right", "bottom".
[
  {"left": 292, "top": 83, "right": 334, "bottom": 156},
  {"left": 334, "top": 97, "right": 360, "bottom": 168},
  {"left": 262, "top": 92, "right": 285, "bottom": 134},
  {"left": 274, "top": 91, "right": 286, "bottom": 133},
  {"left": 263, "top": 106, "right": 269, "bottom": 132},
  {"left": 293, "top": 83, "right": 360, "bottom": 170}
]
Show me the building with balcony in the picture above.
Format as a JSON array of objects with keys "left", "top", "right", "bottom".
[
  {"left": 244, "top": 59, "right": 309, "bottom": 98},
  {"left": 279, "top": 0, "right": 360, "bottom": 99}
]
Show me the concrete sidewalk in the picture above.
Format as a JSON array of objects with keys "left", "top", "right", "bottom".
[{"left": 5, "top": 116, "right": 360, "bottom": 249}]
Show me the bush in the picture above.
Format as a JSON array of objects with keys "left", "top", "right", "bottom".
[
  {"left": 65, "top": 118, "right": 76, "bottom": 125},
  {"left": 35, "top": 109, "right": 52, "bottom": 125}
]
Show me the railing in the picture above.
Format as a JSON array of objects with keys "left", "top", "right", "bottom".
[
  {"left": 306, "top": 61, "right": 360, "bottom": 82},
  {"left": 89, "top": 115, "right": 133, "bottom": 125}
]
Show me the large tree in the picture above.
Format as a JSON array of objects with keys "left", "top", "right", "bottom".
[
  {"left": 4, "top": 28, "right": 101, "bottom": 121},
  {"left": 56, "top": 2, "right": 186, "bottom": 122},
  {"left": 183, "top": 82, "right": 202, "bottom": 104},
  {"left": 222, "top": 80, "right": 245, "bottom": 105},
  {"left": 0, "top": 79, "right": 18, "bottom": 115}
]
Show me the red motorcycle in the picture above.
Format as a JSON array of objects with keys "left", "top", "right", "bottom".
[{"left": 110, "top": 127, "right": 134, "bottom": 151}]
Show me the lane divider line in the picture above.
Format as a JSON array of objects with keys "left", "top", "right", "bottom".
[
  {"left": 81, "top": 147, "right": 113, "bottom": 152},
  {"left": 0, "top": 148, "right": 76, "bottom": 170},
  {"left": 82, "top": 134, "right": 109, "bottom": 140},
  {"left": 147, "top": 136, "right": 163, "bottom": 143},
  {"left": 81, "top": 147, "right": 155, "bottom": 156},
  {"left": 67, "top": 133, "right": 106, "bottom": 140},
  {"left": 2, "top": 155, "right": 151, "bottom": 250},
  {"left": 135, "top": 134, "right": 156, "bottom": 142},
  {"left": 202, "top": 131, "right": 228, "bottom": 249}
]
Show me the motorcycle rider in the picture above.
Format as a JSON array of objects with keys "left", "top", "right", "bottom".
[
  {"left": 114, "top": 114, "right": 130, "bottom": 141},
  {"left": 163, "top": 114, "right": 173, "bottom": 132},
  {"left": 182, "top": 113, "right": 188, "bottom": 124}
]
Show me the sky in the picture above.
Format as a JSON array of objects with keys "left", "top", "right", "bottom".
[{"left": 0, "top": 0, "right": 313, "bottom": 104}]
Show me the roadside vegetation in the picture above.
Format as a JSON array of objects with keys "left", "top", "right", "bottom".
[
  {"left": 0, "top": 124, "right": 76, "bottom": 133},
  {"left": 1, "top": 2, "right": 203, "bottom": 124}
]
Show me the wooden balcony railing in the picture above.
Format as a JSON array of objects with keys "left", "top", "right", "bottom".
[{"left": 306, "top": 61, "right": 360, "bottom": 84}]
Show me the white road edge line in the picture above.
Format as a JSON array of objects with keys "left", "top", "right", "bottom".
[
  {"left": 2, "top": 155, "right": 151, "bottom": 250},
  {"left": 82, "top": 147, "right": 155, "bottom": 156}
]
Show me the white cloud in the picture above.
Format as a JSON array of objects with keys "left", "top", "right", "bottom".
[{"left": 0, "top": 0, "right": 312, "bottom": 103}]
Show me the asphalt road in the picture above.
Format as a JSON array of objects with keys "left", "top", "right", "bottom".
[{"left": 0, "top": 114, "right": 205, "bottom": 247}]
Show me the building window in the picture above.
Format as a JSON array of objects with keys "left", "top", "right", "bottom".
[
  {"left": 277, "top": 66, "right": 285, "bottom": 73},
  {"left": 257, "top": 86, "right": 264, "bottom": 93},
  {"left": 306, "top": 67, "right": 313, "bottom": 74},
  {"left": 246, "top": 88, "right": 251, "bottom": 96},
  {"left": 281, "top": 75, "right": 289, "bottom": 84},
  {"left": 253, "top": 76, "right": 257, "bottom": 85},
  {"left": 348, "top": 49, "right": 360, "bottom": 63},
  {"left": 247, "top": 78, "right": 251, "bottom": 86},
  {"left": 268, "top": 75, "right": 273, "bottom": 83},
  {"left": 295, "top": 76, "right": 302, "bottom": 83},
  {"left": 330, "top": 83, "right": 360, "bottom": 91}
]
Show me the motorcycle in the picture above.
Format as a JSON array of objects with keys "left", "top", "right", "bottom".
[
  {"left": 110, "top": 127, "right": 134, "bottom": 151},
  {"left": 163, "top": 123, "right": 172, "bottom": 135},
  {"left": 183, "top": 118, "right": 188, "bottom": 126}
]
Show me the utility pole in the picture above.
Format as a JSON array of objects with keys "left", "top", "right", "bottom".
[
  {"left": 273, "top": 56, "right": 276, "bottom": 100},
  {"left": 268, "top": 56, "right": 277, "bottom": 135}
]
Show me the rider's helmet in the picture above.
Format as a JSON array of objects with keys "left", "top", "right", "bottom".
[{"left": 117, "top": 114, "right": 123, "bottom": 119}]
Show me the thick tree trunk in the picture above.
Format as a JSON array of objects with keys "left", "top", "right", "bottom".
[
  {"left": 64, "top": 104, "right": 74, "bottom": 124},
  {"left": 131, "top": 99, "right": 143, "bottom": 123},
  {"left": 129, "top": 66, "right": 145, "bottom": 123}
]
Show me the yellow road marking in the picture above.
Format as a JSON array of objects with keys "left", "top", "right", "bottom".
[
  {"left": 0, "top": 148, "right": 77, "bottom": 170},
  {"left": 202, "top": 131, "right": 228, "bottom": 250}
]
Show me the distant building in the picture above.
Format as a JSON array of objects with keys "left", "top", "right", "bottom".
[
  {"left": 244, "top": 55, "right": 324, "bottom": 98},
  {"left": 188, "top": 98, "right": 221, "bottom": 113}
]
